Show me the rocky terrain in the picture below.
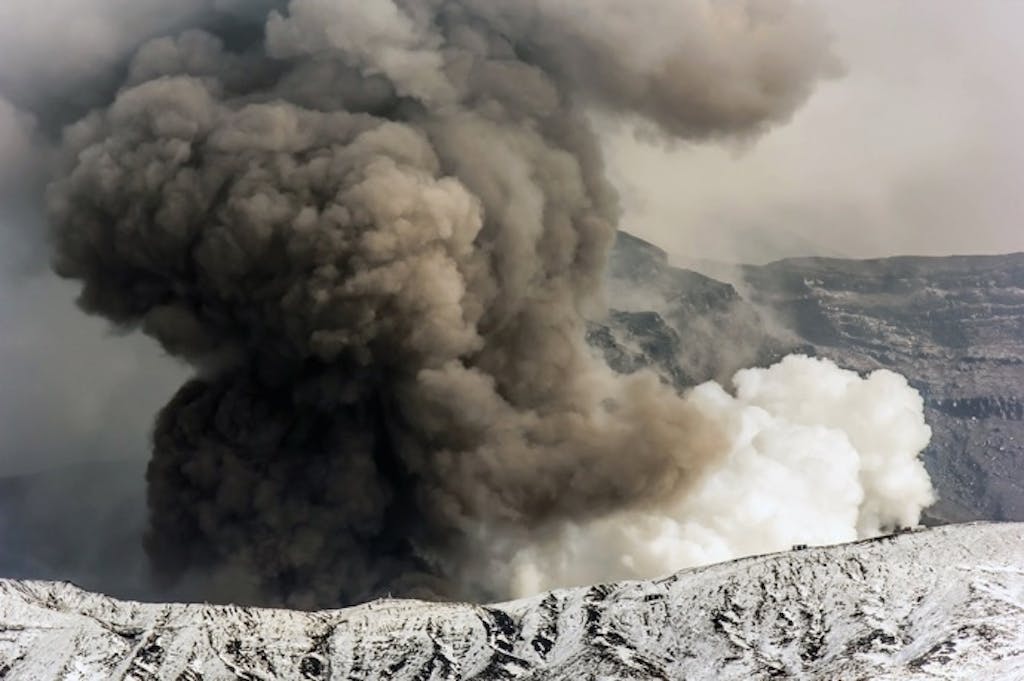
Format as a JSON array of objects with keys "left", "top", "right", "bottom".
[
  {"left": 0, "top": 523, "right": 1021, "bottom": 680},
  {"left": 590, "top": 232, "right": 791, "bottom": 389},
  {"left": 593, "top": 233, "right": 1024, "bottom": 525}
]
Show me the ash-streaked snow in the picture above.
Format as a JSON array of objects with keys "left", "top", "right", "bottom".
[{"left": 0, "top": 522, "right": 1021, "bottom": 680}]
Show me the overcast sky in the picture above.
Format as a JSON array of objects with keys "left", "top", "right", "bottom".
[
  {"left": 0, "top": 1, "right": 1023, "bottom": 477},
  {"left": 610, "top": 1, "right": 1024, "bottom": 264}
]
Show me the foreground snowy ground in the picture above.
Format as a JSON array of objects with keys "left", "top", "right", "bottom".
[{"left": 0, "top": 523, "right": 1021, "bottom": 680}]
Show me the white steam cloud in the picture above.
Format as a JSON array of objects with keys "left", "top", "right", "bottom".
[{"left": 503, "top": 355, "right": 934, "bottom": 596}]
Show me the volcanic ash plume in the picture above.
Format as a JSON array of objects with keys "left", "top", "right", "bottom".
[{"left": 45, "top": 0, "right": 932, "bottom": 607}]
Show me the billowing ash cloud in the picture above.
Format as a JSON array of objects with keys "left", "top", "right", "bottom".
[{"left": 41, "top": 0, "right": 929, "bottom": 608}]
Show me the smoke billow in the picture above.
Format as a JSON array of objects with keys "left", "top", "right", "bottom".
[
  {"left": 42, "top": 0, "right": 931, "bottom": 607},
  {"left": 504, "top": 355, "right": 935, "bottom": 595}
]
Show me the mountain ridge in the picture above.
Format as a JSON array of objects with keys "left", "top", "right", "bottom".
[{"left": 1, "top": 522, "right": 1021, "bottom": 679}]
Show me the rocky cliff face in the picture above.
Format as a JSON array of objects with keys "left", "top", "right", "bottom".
[
  {"left": 1, "top": 523, "right": 1021, "bottom": 680},
  {"left": 591, "top": 232, "right": 793, "bottom": 390},
  {"left": 591, "top": 234, "right": 1024, "bottom": 525},
  {"left": 743, "top": 254, "right": 1024, "bottom": 524}
]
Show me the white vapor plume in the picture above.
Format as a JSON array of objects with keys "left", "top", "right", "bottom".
[{"left": 504, "top": 355, "right": 934, "bottom": 596}]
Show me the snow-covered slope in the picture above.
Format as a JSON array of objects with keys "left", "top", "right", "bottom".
[{"left": 1, "top": 523, "right": 1022, "bottom": 680}]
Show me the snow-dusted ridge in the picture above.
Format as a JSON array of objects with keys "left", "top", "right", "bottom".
[{"left": 1, "top": 522, "right": 1022, "bottom": 680}]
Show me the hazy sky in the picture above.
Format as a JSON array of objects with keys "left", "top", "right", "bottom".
[
  {"left": 609, "top": 1, "right": 1024, "bottom": 263},
  {"left": 0, "top": 0, "right": 1022, "bottom": 477}
]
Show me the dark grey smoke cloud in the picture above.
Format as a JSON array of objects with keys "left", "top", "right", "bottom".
[{"left": 40, "top": 0, "right": 835, "bottom": 607}]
